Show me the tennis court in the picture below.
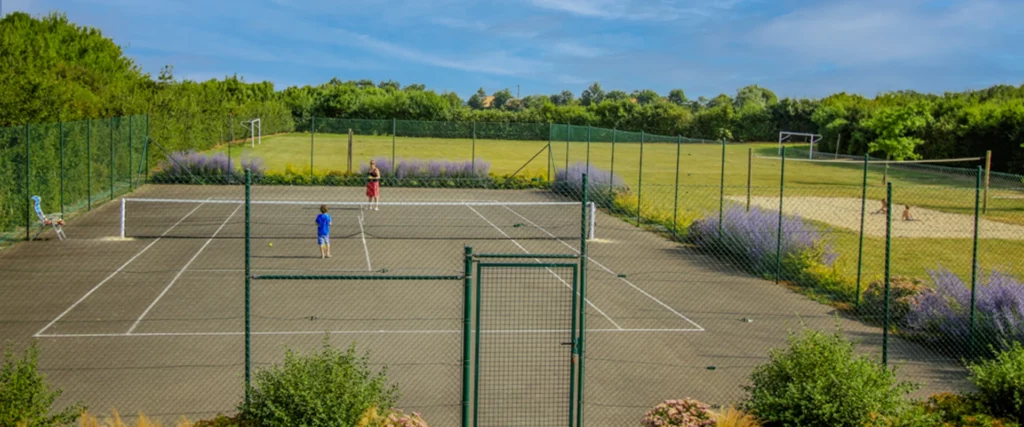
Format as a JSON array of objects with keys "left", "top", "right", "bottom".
[{"left": 1, "top": 184, "right": 971, "bottom": 425}]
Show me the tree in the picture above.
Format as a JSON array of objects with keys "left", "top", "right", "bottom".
[
  {"left": 632, "top": 89, "right": 661, "bottom": 105},
  {"left": 492, "top": 88, "right": 513, "bottom": 110},
  {"left": 864, "top": 103, "right": 932, "bottom": 182},
  {"left": 378, "top": 80, "right": 400, "bottom": 91},
  {"left": 604, "top": 90, "right": 629, "bottom": 102},
  {"left": 467, "top": 88, "right": 487, "bottom": 110},
  {"left": 735, "top": 84, "right": 778, "bottom": 110},
  {"left": 403, "top": 83, "right": 426, "bottom": 92},
  {"left": 550, "top": 90, "right": 575, "bottom": 106},
  {"left": 668, "top": 89, "right": 687, "bottom": 106},
  {"left": 581, "top": 82, "right": 605, "bottom": 106}
]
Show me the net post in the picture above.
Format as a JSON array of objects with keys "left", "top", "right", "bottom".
[
  {"left": 589, "top": 202, "right": 596, "bottom": 240},
  {"left": 970, "top": 166, "right": 981, "bottom": 358},
  {"left": 310, "top": 116, "right": 315, "bottom": 181},
  {"left": 59, "top": 119, "right": 65, "bottom": 216},
  {"left": 119, "top": 198, "right": 126, "bottom": 239},
  {"left": 673, "top": 135, "right": 681, "bottom": 235},
  {"left": 25, "top": 123, "right": 30, "bottom": 241},
  {"left": 776, "top": 146, "right": 785, "bottom": 284},
  {"left": 746, "top": 147, "right": 752, "bottom": 212},
  {"left": 577, "top": 173, "right": 589, "bottom": 427},
  {"left": 983, "top": 150, "right": 991, "bottom": 214},
  {"left": 637, "top": 131, "right": 644, "bottom": 226},
  {"left": 244, "top": 168, "right": 252, "bottom": 407},
  {"left": 718, "top": 138, "right": 726, "bottom": 237},
  {"left": 87, "top": 119, "right": 92, "bottom": 210},
  {"left": 472, "top": 262, "right": 482, "bottom": 427},
  {"left": 855, "top": 153, "right": 869, "bottom": 307},
  {"left": 109, "top": 117, "right": 114, "bottom": 201},
  {"left": 462, "top": 246, "right": 473, "bottom": 427},
  {"left": 883, "top": 181, "right": 892, "bottom": 366},
  {"left": 129, "top": 115, "right": 133, "bottom": 190}
]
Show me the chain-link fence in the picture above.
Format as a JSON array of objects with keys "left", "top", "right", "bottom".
[{"left": 2, "top": 115, "right": 1023, "bottom": 425}]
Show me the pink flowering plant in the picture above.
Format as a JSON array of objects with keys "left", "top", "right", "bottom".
[{"left": 641, "top": 398, "right": 716, "bottom": 427}]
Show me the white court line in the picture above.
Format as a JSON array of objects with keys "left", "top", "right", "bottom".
[
  {"left": 126, "top": 204, "right": 242, "bottom": 334},
  {"left": 357, "top": 212, "right": 373, "bottom": 271},
  {"left": 33, "top": 200, "right": 211, "bottom": 337},
  {"left": 502, "top": 205, "right": 705, "bottom": 331},
  {"left": 36, "top": 328, "right": 700, "bottom": 338},
  {"left": 466, "top": 205, "right": 623, "bottom": 330}
]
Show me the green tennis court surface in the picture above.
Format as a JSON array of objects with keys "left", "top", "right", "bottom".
[{"left": 0, "top": 185, "right": 970, "bottom": 425}]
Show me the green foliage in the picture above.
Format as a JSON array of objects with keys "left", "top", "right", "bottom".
[
  {"left": 917, "top": 392, "right": 1019, "bottom": 427},
  {"left": 743, "top": 327, "right": 915, "bottom": 427},
  {"left": 967, "top": 341, "right": 1024, "bottom": 422},
  {"left": 860, "top": 276, "right": 927, "bottom": 326},
  {"left": 241, "top": 340, "right": 399, "bottom": 427},
  {"left": 0, "top": 342, "right": 85, "bottom": 427}
]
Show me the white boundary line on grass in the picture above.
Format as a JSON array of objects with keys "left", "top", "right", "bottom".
[
  {"left": 466, "top": 205, "right": 623, "bottom": 330},
  {"left": 501, "top": 205, "right": 705, "bottom": 332},
  {"left": 127, "top": 204, "right": 243, "bottom": 334},
  {"left": 35, "top": 328, "right": 699, "bottom": 338},
  {"left": 34, "top": 200, "right": 211, "bottom": 338}
]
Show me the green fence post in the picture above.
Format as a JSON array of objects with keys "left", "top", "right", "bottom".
[
  {"left": 585, "top": 125, "right": 591, "bottom": 177},
  {"left": 229, "top": 115, "right": 234, "bottom": 184},
  {"left": 391, "top": 118, "right": 396, "bottom": 175},
  {"left": 59, "top": 120, "right": 65, "bottom": 216},
  {"left": 576, "top": 173, "right": 589, "bottom": 427},
  {"left": 883, "top": 182, "right": 892, "bottom": 366},
  {"left": 855, "top": 154, "right": 869, "bottom": 307},
  {"left": 87, "top": 119, "right": 92, "bottom": 210},
  {"left": 145, "top": 114, "right": 150, "bottom": 184},
  {"left": 472, "top": 122, "right": 477, "bottom": 178},
  {"left": 610, "top": 128, "right": 616, "bottom": 182},
  {"left": 547, "top": 123, "right": 552, "bottom": 183},
  {"left": 128, "top": 116, "right": 133, "bottom": 190},
  {"left": 110, "top": 117, "right": 115, "bottom": 201},
  {"left": 462, "top": 246, "right": 473, "bottom": 427},
  {"left": 565, "top": 123, "right": 569, "bottom": 174},
  {"left": 310, "top": 116, "right": 315, "bottom": 181},
  {"left": 473, "top": 262, "right": 482, "bottom": 427},
  {"left": 746, "top": 148, "right": 752, "bottom": 212},
  {"left": 718, "top": 138, "right": 726, "bottom": 237},
  {"left": 637, "top": 131, "right": 644, "bottom": 226},
  {"left": 776, "top": 147, "right": 785, "bottom": 284},
  {"left": 244, "top": 168, "right": 252, "bottom": 406},
  {"left": 25, "top": 124, "right": 30, "bottom": 241},
  {"left": 970, "top": 166, "right": 981, "bottom": 358},
  {"left": 673, "top": 135, "right": 681, "bottom": 236}
]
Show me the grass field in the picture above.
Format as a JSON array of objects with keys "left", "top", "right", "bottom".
[{"left": 205, "top": 132, "right": 1024, "bottom": 284}]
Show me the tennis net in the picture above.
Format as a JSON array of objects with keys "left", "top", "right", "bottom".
[{"left": 118, "top": 198, "right": 591, "bottom": 241}]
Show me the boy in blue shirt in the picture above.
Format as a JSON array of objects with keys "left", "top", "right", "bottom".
[{"left": 315, "top": 205, "right": 331, "bottom": 258}]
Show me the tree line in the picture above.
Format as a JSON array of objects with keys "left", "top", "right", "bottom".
[{"left": 2, "top": 12, "right": 1022, "bottom": 173}]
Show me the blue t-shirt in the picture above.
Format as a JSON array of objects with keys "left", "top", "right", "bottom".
[{"left": 315, "top": 213, "right": 331, "bottom": 236}]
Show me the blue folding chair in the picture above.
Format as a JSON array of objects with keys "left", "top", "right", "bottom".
[{"left": 31, "top": 196, "right": 66, "bottom": 241}]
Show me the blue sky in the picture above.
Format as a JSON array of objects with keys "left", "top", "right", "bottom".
[{"left": 4, "top": 0, "right": 1023, "bottom": 100}]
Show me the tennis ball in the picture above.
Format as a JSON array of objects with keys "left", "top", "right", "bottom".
[{"left": 268, "top": 242, "right": 273, "bottom": 247}]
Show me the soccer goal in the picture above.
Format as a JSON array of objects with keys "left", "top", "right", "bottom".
[
  {"left": 241, "top": 118, "right": 261, "bottom": 148},
  {"left": 778, "top": 131, "right": 822, "bottom": 158}
]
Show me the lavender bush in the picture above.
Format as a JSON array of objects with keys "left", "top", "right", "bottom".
[
  {"left": 553, "top": 163, "right": 628, "bottom": 207},
  {"left": 906, "top": 267, "right": 1024, "bottom": 353},
  {"left": 151, "top": 150, "right": 265, "bottom": 183},
  {"left": 688, "top": 205, "right": 837, "bottom": 284},
  {"left": 359, "top": 157, "right": 490, "bottom": 180}
]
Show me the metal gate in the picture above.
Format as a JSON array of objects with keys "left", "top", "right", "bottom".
[{"left": 471, "top": 254, "right": 581, "bottom": 427}]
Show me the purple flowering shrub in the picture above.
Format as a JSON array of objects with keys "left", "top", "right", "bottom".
[
  {"left": 151, "top": 150, "right": 265, "bottom": 183},
  {"left": 641, "top": 399, "right": 715, "bottom": 427},
  {"left": 688, "top": 205, "right": 840, "bottom": 294},
  {"left": 553, "top": 163, "right": 628, "bottom": 207},
  {"left": 359, "top": 157, "right": 490, "bottom": 180},
  {"left": 906, "top": 267, "right": 1024, "bottom": 353}
]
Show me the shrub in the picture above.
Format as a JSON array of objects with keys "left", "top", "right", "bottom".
[
  {"left": 0, "top": 342, "right": 84, "bottom": 426},
  {"left": 359, "top": 157, "right": 490, "bottom": 179},
  {"left": 641, "top": 399, "right": 715, "bottom": 427},
  {"left": 241, "top": 340, "right": 399, "bottom": 427},
  {"left": 712, "top": 406, "right": 760, "bottom": 427},
  {"left": 553, "top": 163, "right": 627, "bottom": 208},
  {"left": 688, "top": 205, "right": 837, "bottom": 282},
  {"left": 967, "top": 341, "right": 1024, "bottom": 422},
  {"left": 906, "top": 267, "right": 1024, "bottom": 354},
  {"left": 358, "top": 407, "right": 428, "bottom": 427},
  {"left": 743, "top": 327, "right": 914, "bottom": 427},
  {"left": 150, "top": 151, "right": 265, "bottom": 183},
  {"left": 912, "top": 392, "right": 1018, "bottom": 427},
  {"left": 861, "top": 276, "right": 928, "bottom": 326}
]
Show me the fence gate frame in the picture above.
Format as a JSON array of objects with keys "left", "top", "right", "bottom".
[{"left": 469, "top": 251, "right": 583, "bottom": 427}]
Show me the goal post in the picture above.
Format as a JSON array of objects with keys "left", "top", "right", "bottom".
[
  {"left": 778, "top": 131, "right": 822, "bottom": 158},
  {"left": 241, "top": 118, "right": 261, "bottom": 148}
]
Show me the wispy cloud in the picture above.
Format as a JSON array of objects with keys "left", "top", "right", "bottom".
[
  {"left": 432, "top": 17, "right": 488, "bottom": 31},
  {"left": 526, "top": 0, "right": 745, "bottom": 21},
  {"left": 550, "top": 41, "right": 606, "bottom": 58}
]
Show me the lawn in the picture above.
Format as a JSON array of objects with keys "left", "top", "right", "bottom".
[{"left": 205, "top": 132, "right": 1024, "bottom": 285}]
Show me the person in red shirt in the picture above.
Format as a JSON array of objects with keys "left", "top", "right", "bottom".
[{"left": 366, "top": 160, "right": 380, "bottom": 211}]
